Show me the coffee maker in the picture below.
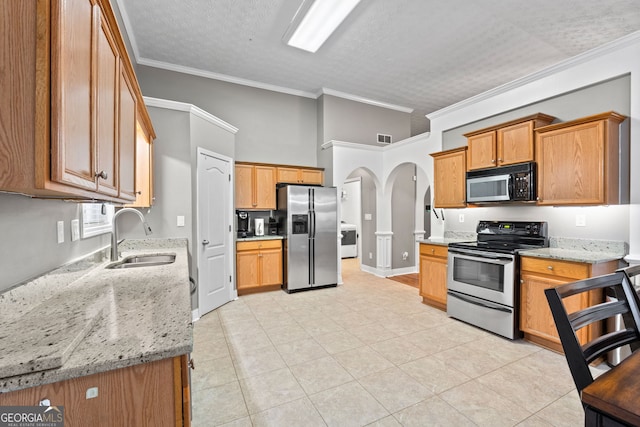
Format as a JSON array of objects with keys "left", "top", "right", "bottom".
[{"left": 236, "top": 210, "right": 252, "bottom": 238}]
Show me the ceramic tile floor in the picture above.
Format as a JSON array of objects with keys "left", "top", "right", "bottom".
[{"left": 190, "top": 259, "right": 596, "bottom": 426}]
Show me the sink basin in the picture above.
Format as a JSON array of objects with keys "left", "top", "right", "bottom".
[{"left": 106, "top": 254, "right": 176, "bottom": 269}]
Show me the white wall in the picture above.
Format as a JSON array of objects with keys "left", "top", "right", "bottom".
[{"left": 329, "top": 32, "right": 640, "bottom": 270}]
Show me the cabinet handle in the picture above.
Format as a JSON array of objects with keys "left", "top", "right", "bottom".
[
  {"left": 136, "top": 191, "right": 142, "bottom": 195},
  {"left": 491, "top": 159, "right": 496, "bottom": 163},
  {"left": 95, "top": 170, "right": 108, "bottom": 180},
  {"left": 498, "top": 158, "right": 503, "bottom": 162},
  {"left": 547, "top": 265, "right": 553, "bottom": 270},
  {"left": 431, "top": 249, "right": 435, "bottom": 254}
]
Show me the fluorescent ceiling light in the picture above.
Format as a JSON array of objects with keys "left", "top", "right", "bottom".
[{"left": 284, "top": 0, "right": 361, "bottom": 53}]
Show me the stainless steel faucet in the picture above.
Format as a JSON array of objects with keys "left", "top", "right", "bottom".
[{"left": 111, "top": 208, "right": 152, "bottom": 261}]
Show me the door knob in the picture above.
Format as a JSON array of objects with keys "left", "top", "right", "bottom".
[{"left": 202, "top": 240, "right": 209, "bottom": 245}]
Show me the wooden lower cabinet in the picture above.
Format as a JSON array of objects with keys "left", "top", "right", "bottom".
[
  {"left": 236, "top": 239, "right": 283, "bottom": 295},
  {"left": 520, "top": 256, "right": 619, "bottom": 352},
  {"left": 0, "top": 355, "right": 191, "bottom": 426},
  {"left": 419, "top": 243, "right": 449, "bottom": 311}
]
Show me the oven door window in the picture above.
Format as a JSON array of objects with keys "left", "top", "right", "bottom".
[{"left": 452, "top": 257, "right": 504, "bottom": 292}]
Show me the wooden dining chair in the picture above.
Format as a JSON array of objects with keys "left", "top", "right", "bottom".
[{"left": 545, "top": 271, "right": 640, "bottom": 396}]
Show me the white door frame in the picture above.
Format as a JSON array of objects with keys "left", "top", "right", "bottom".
[{"left": 195, "top": 147, "right": 236, "bottom": 320}]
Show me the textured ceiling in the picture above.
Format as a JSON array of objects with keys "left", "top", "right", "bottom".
[{"left": 116, "top": 0, "right": 640, "bottom": 132}]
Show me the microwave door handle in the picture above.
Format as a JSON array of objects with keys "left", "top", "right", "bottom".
[{"left": 508, "top": 174, "right": 514, "bottom": 199}]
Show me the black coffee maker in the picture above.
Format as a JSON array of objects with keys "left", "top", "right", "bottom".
[{"left": 236, "top": 210, "right": 252, "bottom": 238}]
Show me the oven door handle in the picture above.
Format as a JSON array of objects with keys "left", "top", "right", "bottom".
[
  {"left": 448, "top": 249, "right": 513, "bottom": 263},
  {"left": 447, "top": 291, "right": 513, "bottom": 313}
]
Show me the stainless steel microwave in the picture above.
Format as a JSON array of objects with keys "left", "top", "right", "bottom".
[{"left": 466, "top": 162, "right": 536, "bottom": 203}]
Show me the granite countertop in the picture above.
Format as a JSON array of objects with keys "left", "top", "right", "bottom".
[
  {"left": 0, "top": 238, "right": 193, "bottom": 393},
  {"left": 518, "top": 237, "right": 627, "bottom": 264},
  {"left": 418, "top": 231, "right": 476, "bottom": 247},
  {"left": 237, "top": 235, "right": 284, "bottom": 242}
]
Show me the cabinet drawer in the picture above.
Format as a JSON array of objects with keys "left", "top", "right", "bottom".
[
  {"left": 520, "top": 257, "right": 589, "bottom": 280},
  {"left": 237, "top": 239, "right": 282, "bottom": 251},
  {"left": 420, "top": 244, "right": 448, "bottom": 258}
]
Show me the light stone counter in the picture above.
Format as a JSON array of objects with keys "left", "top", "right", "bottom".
[
  {"left": 0, "top": 238, "right": 192, "bottom": 392},
  {"left": 418, "top": 231, "right": 476, "bottom": 247},
  {"left": 519, "top": 237, "right": 627, "bottom": 264}
]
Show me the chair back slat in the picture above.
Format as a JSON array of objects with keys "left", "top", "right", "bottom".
[
  {"left": 569, "top": 299, "right": 629, "bottom": 330},
  {"left": 582, "top": 329, "right": 639, "bottom": 363}
]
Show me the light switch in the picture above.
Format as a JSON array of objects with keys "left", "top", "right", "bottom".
[
  {"left": 71, "top": 219, "right": 80, "bottom": 241},
  {"left": 177, "top": 216, "right": 185, "bottom": 227},
  {"left": 575, "top": 214, "right": 586, "bottom": 227},
  {"left": 57, "top": 221, "right": 64, "bottom": 244}
]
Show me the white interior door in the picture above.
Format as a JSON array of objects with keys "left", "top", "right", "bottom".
[{"left": 197, "top": 148, "right": 234, "bottom": 316}]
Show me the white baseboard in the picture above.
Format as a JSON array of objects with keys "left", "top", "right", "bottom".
[
  {"left": 360, "top": 264, "right": 417, "bottom": 278},
  {"left": 388, "top": 266, "right": 418, "bottom": 276}
]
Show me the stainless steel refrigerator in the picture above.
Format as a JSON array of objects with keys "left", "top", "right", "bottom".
[{"left": 277, "top": 184, "right": 338, "bottom": 293}]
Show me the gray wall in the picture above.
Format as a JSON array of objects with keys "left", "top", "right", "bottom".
[
  {"left": 347, "top": 169, "right": 377, "bottom": 268},
  {"left": 118, "top": 106, "right": 236, "bottom": 308},
  {"left": 391, "top": 164, "right": 416, "bottom": 269},
  {"left": 136, "top": 66, "right": 317, "bottom": 166},
  {"left": 321, "top": 95, "right": 412, "bottom": 146},
  {"left": 442, "top": 75, "right": 631, "bottom": 150},
  {"left": 0, "top": 194, "right": 110, "bottom": 292}
]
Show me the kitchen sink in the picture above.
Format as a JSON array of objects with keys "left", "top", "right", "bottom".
[{"left": 106, "top": 254, "right": 176, "bottom": 269}]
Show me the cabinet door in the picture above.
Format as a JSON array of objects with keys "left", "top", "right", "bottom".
[
  {"left": 117, "top": 64, "right": 137, "bottom": 201},
  {"left": 50, "top": 0, "right": 97, "bottom": 191},
  {"left": 497, "top": 121, "right": 534, "bottom": 166},
  {"left": 520, "top": 273, "right": 590, "bottom": 346},
  {"left": 0, "top": 380, "right": 65, "bottom": 407},
  {"left": 419, "top": 255, "right": 448, "bottom": 307},
  {"left": 432, "top": 148, "right": 466, "bottom": 208},
  {"left": 254, "top": 166, "right": 276, "bottom": 209},
  {"left": 261, "top": 248, "right": 283, "bottom": 286},
  {"left": 301, "top": 169, "right": 323, "bottom": 185},
  {"left": 127, "top": 122, "right": 152, "bottom": 207},
  {"left": 94, "top": 9, "right": 119, "bottom": 197},
  {"left": 536, "top": 120, "right": 605, "bottom": 205},
  {"left": 277, "top": 167, "right": 300, "bottom": 183},
  {"left": 467, "top": 131, "right": 496, "bottom": 170},
  {"left": 235, "top": 164, "right": 254, "bottom": 209},
  {"left": 236, "top": 250, "right": 260, "bottom": 289}
]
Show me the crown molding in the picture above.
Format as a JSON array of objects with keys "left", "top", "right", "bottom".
[
  {"left": 143, "top": 96, "right": 239, "bottom": 134},
  {"left": 138, "top": 58, "right": 318, "bottom": 99},
  {"left": 427, "top": 30, "right": 640, "bottom": 120},
  {"left": 113, "top": 0, "right": 141, "bottom": 60},
  {"left": 320, "top": 88, "right": 414, "bottom": 113}
]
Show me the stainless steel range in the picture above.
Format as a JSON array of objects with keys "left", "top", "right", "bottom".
[{"left": 447, "top": 220, "right": 548, "bottom": 339}]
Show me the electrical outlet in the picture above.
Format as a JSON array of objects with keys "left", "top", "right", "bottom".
[
  {"left": 85, "top": 387, "right": 98, "bottom": 399},
  {"left": 177, "top": 216, "right": 185, "bottom": 227},
  {"left": 402, "top": 251, "right": 408, "bottom": 261},
  {"left": 575, "top": 214, "right": 586, "bottom": 227},
  {"left": 459, "top": 214, "right": 464, "bottom": 223},
  {"left": 57, "top": 221, "right": 64, "bottom": 244},
  {"left": 71, "top": 219, "right": 80, "bottom": 241},
  {"left": 369, "top": 252, "right": 373, "bottom": 259}
]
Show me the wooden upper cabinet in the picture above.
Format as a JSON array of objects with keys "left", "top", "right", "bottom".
[
  {"left": 465, "top": 113, "right": 555, "bottom": 171},
  {"left": 254, "top": 166, "right": 276, "bottom": 209},
  {"left": 117, "top": 64, "right": 137, "bottom": 201},
  {"left": 430, "top": 147, "right": 467, "bottom": 208},
  {"left": 466, "top": 131, "right": 496, "bottom": 170},
  {"left": 126, "top": 120, "right": 154, "bottom": 208},
  {"left": 535, "top": 112, "right": 626, "bottom": 206},
  {"left": 235, "top": 163, "right": 276, "bottom": 210},
  {"left": 50, "top": 0, "right": 97, "bottom": 191},
  {"left": 0, "top": 0, "right": 155, "bottom": 203},
  {"left": 277, "top": 166, "right": 323, "bottom": 185}
]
